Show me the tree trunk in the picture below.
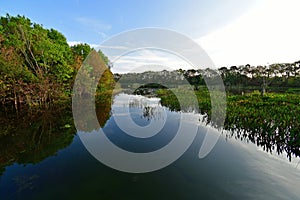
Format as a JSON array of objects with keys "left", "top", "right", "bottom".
[
  {"left": 13, "top": 85, "right": 18, "bottom": 111},
  {"left": 261, "top": 87, "right": 266, "bottom": 97},
  {"left": 261, "top": 77, "right": 266, "bottom": 96}
]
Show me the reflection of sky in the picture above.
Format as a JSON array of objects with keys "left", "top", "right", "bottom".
[
  {"left": 112, "top": 93, "right": 161, "bottom": 107},
  {"left": 186, "top": 126, "right": 300, "bottom": 199},
  {"left": 112, "top": 93, "right": 204, "bottom": 126},
  {"left": 218, "top": 129, "right": 300, "bottom": 198},
  {"left": 1, "top": 94, "right": 300, "bottom": 199},
  {"left": 111, "top": 93, "right": 168, "bottom": 139}
]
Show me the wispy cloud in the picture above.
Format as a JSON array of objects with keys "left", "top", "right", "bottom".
[
  {"left": 66, "top": 42, "right": 185, "bottom": 73},
  {"left": 76, "top": 17, "right": 111, "bottom": 39},
  {"left": 111, "top": 49, "right": 194, "bottom": 73},
  {"left": 98, "top": 45, "right": 129, "bottom": 50},
  {"left": 76, "top": 17, "right": 111, "bottom": 31}
]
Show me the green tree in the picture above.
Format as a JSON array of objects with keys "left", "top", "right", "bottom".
[{"left": 0, "top": 14, "right": 75, "bottom": 108}]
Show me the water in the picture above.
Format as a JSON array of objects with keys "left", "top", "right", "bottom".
[{"left": 0, "top": 93, "right": 299, "bottom": 199}]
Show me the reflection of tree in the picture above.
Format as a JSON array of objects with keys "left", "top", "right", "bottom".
[
  {"left": 96, "top": 94, "right": 113, "bottom": 127},
  {"left": 0, "top": 55, "right": 114, "bottom": 174},
  {"left": 224, "top": 102, "right": 300, "bottom": 161},
  {"left": 12, "top": 174, "right": 39, "bottom": 193},
  {"left": 72, "top": 50, "right": 115, "bottom": 131},
  {"left": 129, "top": 98, "right": 147, "bottom": 109},
  {"left": 0, "top": 106, "right": 75, "bottom": 175},
  {"left": 158, "top": 89, "right": 300, "bottom": 161},
  {"left": 142, "top": 106, "right": 165, "bottom": 121},
  {"left": 128, "top": 97, "right": 165, "bottom": 121},
  {"left": 143, "top": 106, "right": 155, "bottom": 120}
]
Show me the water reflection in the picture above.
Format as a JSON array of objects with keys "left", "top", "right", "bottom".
[
  {"left": 0, "top": 94, "right": 113, "bottom": 176},
  {"left": 107, "top": 94, "right": 178, "bottom": 152},
  {"left": 96, "top": 95, "right": 113, "bottom": 127},
  {"left": 157, "top": 91, "right": 300, "bottom": 160},
  {"left": 223, "top": 115, "right": 300, "bottom": 161},
  {"left": 0, "top": 106, "right": 75, "bottom": 175},
  {"left": 0, "top": 93, "right": 300, "bottom": 199},
  {"left": 128, "top": 96, "right": 165, "bottom": 121}
]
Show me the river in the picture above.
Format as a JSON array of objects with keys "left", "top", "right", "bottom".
[{"left": 0, "top": 93, "right": 299, "bottom": 199}]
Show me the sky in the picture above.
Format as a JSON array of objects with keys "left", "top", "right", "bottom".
[{"left": 1, "top": 0, "right": 300, "bottom": 73}]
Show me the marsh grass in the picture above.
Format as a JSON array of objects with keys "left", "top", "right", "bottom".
[{"left": 157, "top": 88, "right": 300, "bottom": 160}]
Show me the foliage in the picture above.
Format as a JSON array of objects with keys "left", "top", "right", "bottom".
[
  {"left": 0, "top": 14, "right": 73, "bottom": 109},
  {"left": 0, "top": 14, "right": 114, "bottom": 110},
  {"left": 157, "top": 89, "right": 300, "bottom": 160}
]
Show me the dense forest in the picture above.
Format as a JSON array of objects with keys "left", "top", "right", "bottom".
[{"left": 0, "top": 14, "right": 113, "bottom": 111}]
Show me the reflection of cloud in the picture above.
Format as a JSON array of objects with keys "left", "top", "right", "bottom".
[{"left": 198, "top": 0, "right": 300, "bottom": 67}]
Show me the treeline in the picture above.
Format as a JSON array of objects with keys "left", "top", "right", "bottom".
[
  {"left": 116, "top": 62, "right": 300, "bottom": 95},
  {"left": 182, "top": 63, "right": 300, "bottom": 94},
  {"left": 218, "top": 63, "right": 300, "bottom": 94},
  {"left": 0, "top": 14, "right": 112, "bottom": 111},
  {"left": 181, "top": 63, "right": 300, "bottom": 93}
]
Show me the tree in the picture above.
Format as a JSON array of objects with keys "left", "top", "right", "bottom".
[
  {"left": 0, "top": 14, "right": 75, "bottom": 108},
  {"left": 98, "top": 49, "right": 109, "bottom": 66},
  {"left": 71, "top": 43, "right": 92, "bottom": 61}
]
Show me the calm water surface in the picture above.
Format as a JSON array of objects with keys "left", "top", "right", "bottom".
[{"left": 0, "top": 93, "right": 299, "bottom": 200}]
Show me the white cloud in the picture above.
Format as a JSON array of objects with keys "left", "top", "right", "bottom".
[
  {"left": 67, "top": 41, "right": 83, "bottom": 46},
  {"left": 67, "top": 41, "right": 100, "bottom": 49},
  {"left": 98, "top": 45, "right": 129, "bottom": 50},
  {"left": 197, "top": 0, "right": 300, "bottom": 67},
  {"left": 67, "top": 43, "right": 193, "bottom": 73},
  {"left": 111, "top": 49, "right": 194, "bottom": 73}
]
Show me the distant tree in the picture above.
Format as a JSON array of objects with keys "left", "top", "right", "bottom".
[{"left": 219, "top": 67, "right": 229, "bottom": 80}]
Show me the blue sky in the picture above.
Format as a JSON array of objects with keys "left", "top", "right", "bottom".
[
  {"left": 1, "top": 0, "right": 300, "bottom": 72},
  {"left": 0, "top": 0, "right": 258, "bottom": 44}
]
